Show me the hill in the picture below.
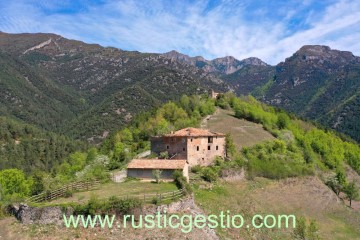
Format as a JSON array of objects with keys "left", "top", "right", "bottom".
[{"left": 0, "top": 32, "right": 228, "bottom": 142}]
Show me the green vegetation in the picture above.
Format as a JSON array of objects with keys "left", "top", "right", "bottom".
[
  {"left": 102, "top": 94, "right": 216, "bottom": 169},
  {"left": 215, "top": 93, "right": 360, "bottom": 184},
  {"left": 72, "top": 195, "right": 142, "bottom": 216},
  {"left": 344, "top": 181, "right": 359, "bottom": 207},
  {"left": 173, "top": 170, "right": 192, "bottom": 194},
  {"left": 152, "top": 169, "right": 162, "bottom": 183},
  {"left": 0, "top": 116, "right": 87, "bottom": 173},
  {"left": 293, "top": 217, "right": 321, "bottom": 240},
  {"left": 0, "top": 169, "right": 31, "bottom": 202}
]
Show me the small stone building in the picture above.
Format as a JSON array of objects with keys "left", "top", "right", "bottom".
[
  {"left": 127, "top": 159, "right": 189, "bottom": 182},
  {"left": 151, "top": 128, "right": 226, "bottom": 167}
]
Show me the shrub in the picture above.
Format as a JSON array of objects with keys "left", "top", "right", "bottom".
[
  {"left": 173, "top": 170, "right": 192, "bottom": 194},
  {"left": 107, "top": 196, "right": 142, "bottom": 214},
  {"left": 64, "top": 190, "right": 73, "bottom": 198},
  {"left": 201, "top": 168, "right": 218, "bottom": 182},
  {"left": 151, "top": 197, "right": 161, "bottom": 205},
  {"left": 191, "top": 165, "right": 202, "bottom": 173}
]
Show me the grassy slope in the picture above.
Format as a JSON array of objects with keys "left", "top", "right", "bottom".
[
  {"left": 196, "top": 108, "right": 360, "bottom": 239},
  {"left": 202, "top": 108, "right": 275, "bottom": 149},
  {"left": 194, "top": 177, "right": 360, "bottom": 240}
]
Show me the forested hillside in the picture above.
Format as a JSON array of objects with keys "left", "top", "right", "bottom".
[
  {"left": 0, "top": 32, "right": 228, "bottom": 142},
  {"left": 0, "top": 117, "right": 87, "bottom": 173}
]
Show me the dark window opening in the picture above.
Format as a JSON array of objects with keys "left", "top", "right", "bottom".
[
  {"left": 197, "top": 146, "right": 199, "bottom": 151},
  {"left": 216, "top": 146, "right": 219, "bottom": 150},
  {"left": 208, "top": 137, "right": 213, "bottom": 143},
  {"left": 191, "top": 138, "right": 193, "bottom": 142},
  {"left": 183, "top": 148, "right": 185, "bottom": 151},
  {"left": 208, "top": 146, "right": 211, "bottom": 150},
  {"left": 166, "top": 145, "right": 169, "bottom": 149}
]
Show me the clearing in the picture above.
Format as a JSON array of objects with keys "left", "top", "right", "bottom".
[{"left": 202, "top": 108, "right": 275, "bottom": 149}]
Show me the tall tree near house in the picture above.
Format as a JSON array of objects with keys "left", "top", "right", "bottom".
[
  {"left": 152, "top": 169, "right": 162, "bottom": 183},
  {"left": 345, "top": 181, "right": 359, "bottom": 207}
]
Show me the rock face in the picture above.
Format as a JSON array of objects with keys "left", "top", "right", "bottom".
[
  {"left": 162, "top": 50, "right": 268, "bottom": 74},
  {"left": 10, "top": 204, "right": 73, "bottom": 225}
]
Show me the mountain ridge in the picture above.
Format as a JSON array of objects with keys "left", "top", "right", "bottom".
[{"left": 1, "top": 31, "right": 360, "bottom": 142}]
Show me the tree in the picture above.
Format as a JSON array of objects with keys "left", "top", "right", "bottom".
[
  {"left": 326, "top": 175, "right": 342, "bottom": 196},
  {"left": 335, "top": 169, "right": 347, "bottom": 188},
  {"left": 0, "top": 169, "right": 31, "bottom": 199},
  {"left": 225, "top": 133, "right": 236, "bottom": 157},
  {"left": 277, "top": 112, "right": 290, "bottom": 129},
  {"left": 344, "top": 181, "right": 359, "bottom": 207},
  {"left": 30, "top": 171, "right": 45, "bottom": 195},
  {"left": 152, "top": 169, "right": 162, "bottom": 183}
]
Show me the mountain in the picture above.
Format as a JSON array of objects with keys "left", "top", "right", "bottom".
[
  {"left": 218, "top": 45, "right": 360, "bottom": 142},
  {"left": 0, "top": 32, "right": 229, "bottom": 142},
  {"left": 260, "top": 45, "right": 360, "bottom": 142},
  {"left": 1, "top": 32, "right": 360, "bottom": 143},
  {"left": 162, "top": 50, "right": 268, "bottom": 74}
]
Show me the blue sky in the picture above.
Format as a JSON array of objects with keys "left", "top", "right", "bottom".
[{"left": 0, "top": 0, "right": 360, "bottom": 64}]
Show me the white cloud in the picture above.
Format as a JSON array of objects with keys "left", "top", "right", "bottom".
[{"left": 0, "top": 0, "right": 359, "bottom": 64}]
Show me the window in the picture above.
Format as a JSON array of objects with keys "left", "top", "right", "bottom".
[
  {"left": 197, "top": 146, "right": 199, "bottom": 151},
  {"left": 190, "top": 138, "right": 193, "bottom": 142},
  {"left": 166, "top": 145, "right": 169, "bottom": 149},
  {"left": 183, "top": 148, "right": 185, "bottom": 151},
  {"left": 208, "top": 146, "right": 211, "bottom": 150},
  {"left": 208, "top": 137, "right": 213, "bottom": 143},
  {"left": 216, "top": 146, "right": 218, "bottom": 150}
]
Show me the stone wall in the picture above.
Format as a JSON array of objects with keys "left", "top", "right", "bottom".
[
  {"left": 187, "top": 136, "right": 226, "bottom": 166},
  {"left": 151, "top": 136, "right": 187, "bottom": 159}
]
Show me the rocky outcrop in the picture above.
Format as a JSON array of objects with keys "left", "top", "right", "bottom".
[{"left": 10, "top": 204, "right": 73, "bottom": 225}]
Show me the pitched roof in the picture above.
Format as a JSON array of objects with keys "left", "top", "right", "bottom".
[
  {"left": 164, "top": 127, "right": 225, "bottom": 137},
  {"left": 127, "top": 159, "right": 187, "bottom": 170}
]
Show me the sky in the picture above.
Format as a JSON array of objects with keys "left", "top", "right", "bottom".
[{"left": 0, "top": 0, "right": 360, "bottom": 65}]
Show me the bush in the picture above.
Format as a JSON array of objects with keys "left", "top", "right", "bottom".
[
  {"left": 191, "top": 165, "right": 202, "bottom": 173},
  {"left": 74, "top": 196, "right": 143, "bottom": 215},
  {"left": 201, "top": 168, "right": 219, "bottom": 182},
  {"left": 173, "top": 170, "right": 192, "bottom": 194},
  {"left": 151, "top": 197, "right": 161, "bottom": 205},
  {"left": 64, "top": 189, "right": 73, "bottom": 198}
]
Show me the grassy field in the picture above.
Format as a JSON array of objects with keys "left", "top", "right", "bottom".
[
  {"left": 49, "top": 180, "right": 179, "bottom": 204},
  {"left": 202, "top": 108, "right": 275, "bottom": 150},
  {"left": 194, "top": 177, "right": 360, "bottom": 240}
]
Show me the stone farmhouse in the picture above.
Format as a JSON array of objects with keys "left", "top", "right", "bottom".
[
  {"left": 151, "top": 127, "right": 226, "bottom": 167},
  {"left": 126, "top": 127, "right": 226, "bottom": 182}
]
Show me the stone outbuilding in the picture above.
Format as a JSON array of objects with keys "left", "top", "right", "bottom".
[
  {"left": 127, "top": 159, "right": 189, "bottom": 182},
  {"left": 151, "top": 127, "right": 226, "bottom": 167}
]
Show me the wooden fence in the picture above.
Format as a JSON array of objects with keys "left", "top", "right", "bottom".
[
  {"left": 27, "top": 180, "right": 101, "bottom": 203},
  {"left": 99, "top": 189, "right": 185, "bottom": 204}
]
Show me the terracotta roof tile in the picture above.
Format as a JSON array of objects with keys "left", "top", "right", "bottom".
[
  {"left": 127, "top": 159, "right": 187, "bottom": 169},
  {"left": 164, "top": 127, "right": 225, "bottom": 137}
]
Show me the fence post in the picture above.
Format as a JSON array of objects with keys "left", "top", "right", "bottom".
[{"left": 172, "top": 191, "right": 175, "bottom": 200}]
